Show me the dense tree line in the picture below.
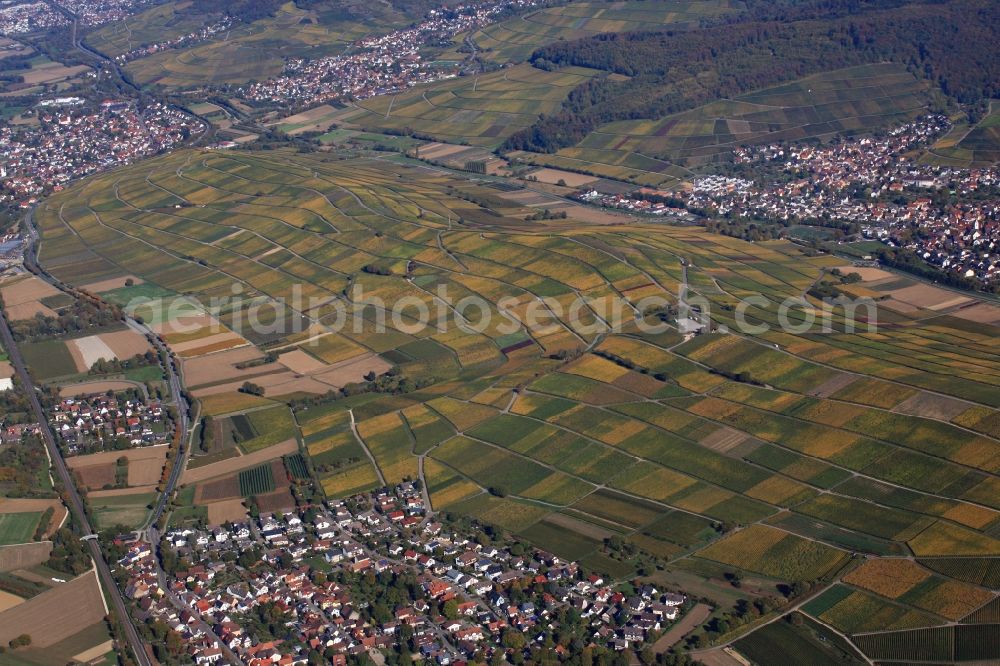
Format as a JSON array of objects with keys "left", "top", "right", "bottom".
[
  {"left": 875, "top": 247, "right": 983, "bottom": 291},
  {"left": 503, "top": 0, "right": 1000, "bottom": 153},
  {"left": 7, "top": 300, "right": 122, "bottom": 342},
  {"left": 46, "top": 528, "right": 92, "bottom": 575},
  {"left": 0, "top": 436, "right": 57, "bottom": 498}
]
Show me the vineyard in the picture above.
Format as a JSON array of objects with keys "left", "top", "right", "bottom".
[
  {"left": 853, "top": 624, "right": 1000, "bottom": 662},
  {"left": 284, "top": 454, "right": 310, "bottom": 480},
  {"left": 238, "top": 464, "right": 276, "bottom": 497}
]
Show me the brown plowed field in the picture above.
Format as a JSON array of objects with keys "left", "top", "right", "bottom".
[
  {"left": 256, "top": 487, "right": 296, "bottom": 514},
  {"left": 4, "top": 301, "right": 57, "bottom": 321},
  {"left": 0, "top": 569, "right": 105, "bottom": 648},
  {"left": 68, "top": 447, "right": 167, "bottom": 487},
  {"left": 181, "top": 345, "right": 271, "bottom": 388},
  {"left": 195, "top": 474, "right": 241, "bottom": 502},
  {"left": 74, "top": 463, "right": 116, "bottom": 490},
  {"left": 0, "top": 542, "right": 52, "bottom": 572},
  {"left": 59, "top": 380, "right": 141, "bottom": 397},
  {"left": 80, "top": 275, "right": 143, "bottom": 293},
  {"left": 100, "top": 329, "right": 153, "bottom": 359}
]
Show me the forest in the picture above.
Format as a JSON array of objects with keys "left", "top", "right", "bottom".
[{"left": 503, "top": 0, "right": 1000, "bottom": 153}]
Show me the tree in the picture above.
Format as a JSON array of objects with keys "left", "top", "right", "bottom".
[
  {"left": 502, "top": 628, "right": 527, "bottom": 650},
  {"left": 8, "top": 634, "right": 30, "bottom": 649},
  {"left": 442, "top": 599, "right": 459, "bottom": 620},
  {"left": 240, "top": 381, "right": 265, "bottom": 396}
]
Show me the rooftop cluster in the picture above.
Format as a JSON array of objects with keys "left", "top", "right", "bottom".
[
  {"left": 675, "top": 115, "right": 999, "bottom": 285},
  {"left": 58, "top": 0, "right": 151, "bottom": 26},
  {"left": 53, "top": 390, "right": 171, "bottom": 454},
  {"left": 239, "top": 0, "right": 539, "bottom": 107},
  {"left": 115, "top": 483, "right": 689, "bottom": 665},
  {"left": 0, "top": 100, "right": 204, "bottom": 205},
  {"left": 0, "top": 1, "right": 68, "bottom": 35}
]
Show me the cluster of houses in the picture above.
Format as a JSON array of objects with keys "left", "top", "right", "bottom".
[
  {"left": 0, "top": 100, "right": 204, "bottom": 206},
  {"left": 862, "top": 196, "right": 1000, "bottom": 284},
  {"left": 0, "top": 421, "right": 42, "bottom": 443},
  {"left": 575, "top": 189, "right": 697, "bottom": 222},
  {"left": 0, "top": 2, "right": 68, "bottom": 35},
  {"left": 113, "top": 16, "right": 235, "bottom": 64},
  {"left": 52, "top": 393, "right": 171, "bottom": 453},
  {"left": 674, "top": 115, "right": 1000, "bottom": 285},
  {"left": 239, "top": 0, "right": 540, "bottom": 106},
  {"left": 57, "top": 0, "right": 152, "bottom": 26},
  {"left": 113, "top": 483, "right": 690, "bottom": 665}
]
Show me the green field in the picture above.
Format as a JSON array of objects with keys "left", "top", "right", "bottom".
[
  {"left": 239, "top": 463, "right": 276, "bottom": 496},
  {"left": 89, "top": 493, "right": 155, "bottom": 530},
  {"left": 284, "top": 453, "right": 310, "bottom": 479},
  {"left": 239, "top": 406, "right": 297, "bottom": 453},
  {"left": 19, "top": 339, "right": 78, "bottom": 380},
  {"left": 735, "top": 616, "right": 866, "bottom": 666},
  {"left": 0, "top": 512, "right": 42, "bottom": 545},
  {"left": 35, "top": 145, "right": 1000, "bottom": 650},
  {"left": 332, "top": 64, "right": 605, "bottom": 148}
]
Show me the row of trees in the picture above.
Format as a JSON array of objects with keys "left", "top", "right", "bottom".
[{"left": 8, "top": 300, "right": 123, "bottom": 343}]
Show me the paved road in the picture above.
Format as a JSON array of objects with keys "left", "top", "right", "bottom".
[
  {"left": 21, "top": 210, "right": 191, "bottom": 529},
  {"left": 20, "top": 210, "right": 246, "bottom": 662},
  {"left": 0, "top": 302, "right": 152, "bottom": 666}
]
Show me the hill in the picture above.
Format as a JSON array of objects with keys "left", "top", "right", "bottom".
[
  {"left": 508, "top": 63, "right": 931, "bottom": 182},
  {"left": 922, "top": 101, "right": 1000, "bottom": 167},
  {"left": 504, "top": 0, "right": 1000, "bottom": 153},
  {"left": 87, "top": 0, "right": 423, "bottom": 88},
  {"left": 464, "top": 0, "right": 739, "bottom": 64}
]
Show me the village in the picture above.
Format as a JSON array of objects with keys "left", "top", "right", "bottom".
[
  {"left": 662, "top": 115, "right": 1000, "bottom": 286},
  {"left": 0, "top": 1, "right": 68, "bottom": 35},
  {"left": 113, "top": 16, "right": 235, "bottom": 64},
  {"left": 52, "top": 391, "right": 172, "bottom": 454},
  {"left": 56, "top": 0, "right": 153, "bottom": 26},
  {"left": 115, "top": 481, "right": 690, "bottom": 665},
  {"left": 239, "top": 0, "right": 541, "bottom": 107},
  {"left": 0, "top": 99, "right": 205, "bottom": 206},
  {"left": 573, "top": 190, "right": 697, "bottom": 223}
]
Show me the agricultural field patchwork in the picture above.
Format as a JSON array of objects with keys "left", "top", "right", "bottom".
[
  {"left": 36, "top": 148, "right": 1000, "bottom": 660},
  {"left": 331, "top": 64, "right": 605, "bottom": 148},
  {"left": 922, "top": 101, "right": 1000, "bottom": 167}
]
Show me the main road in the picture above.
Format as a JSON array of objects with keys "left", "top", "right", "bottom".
[
  {"left": 20, "top": 211, "right": 191, "bottom": 525},
  {"left": 0, "top": 300, "right": 152, "bottom": 666},
  {"left": 18, "top": 209, "right": 249, "bottom": 666}
]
